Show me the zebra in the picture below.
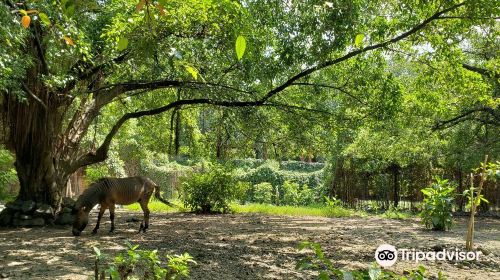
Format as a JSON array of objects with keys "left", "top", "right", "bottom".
[{"left": 72, "top": 176, "right": 173, "bottom": 236}]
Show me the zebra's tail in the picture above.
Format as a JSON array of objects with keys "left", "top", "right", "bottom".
[{"left": 154, "top": 185, "right": 177, "bottom": 208}]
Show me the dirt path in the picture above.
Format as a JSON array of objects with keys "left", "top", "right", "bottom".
[{"left": 0, "top": 211, "right": 499, "bottom": 279}]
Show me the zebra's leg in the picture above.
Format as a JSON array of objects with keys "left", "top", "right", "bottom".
[
  {"left": 109, "top": 204, "right": 115, "bottom": 233},
  {"left": 139, "top": 200, "right": 151, "bottom": 233},
  {"left": 92, "top": 205, "right": 106, "bottom": 235}
]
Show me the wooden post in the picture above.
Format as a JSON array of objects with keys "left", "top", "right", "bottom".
[{"left": 465, "top": 155, "right": 488, "bottom": 251}]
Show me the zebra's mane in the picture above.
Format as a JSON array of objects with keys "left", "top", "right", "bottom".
[{"left": 75, "top": 178, "right": 109, "bottom": 210}]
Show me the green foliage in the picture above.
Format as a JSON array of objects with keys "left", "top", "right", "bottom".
[
  {"left": 0, "top": 148, "right": 17, "bottom": 201},
  {"left": 93, "top": 242, "right": 195, "bottom": 280},
  {"left": 381, "top": 207, "right": 414, "bottom": 220},
  {"left": 181, "top": 164, "right": 240, "bottom": 213},
  {"left": 237, "top": 160, "right": 324, "bottom": 192},
  {"left": 85, "top": 164, "right": 110, "bottom": 183},
  {"left": 280, "top": 161, "right": 325, "bottom": 172},
  {"left": 228, "top": 159, "right": 265, "bottom": 170},
  {"left": 297, "top": 241, "right": 446, "bottom": 280},
  {"left": 252, "top": 182, "right": 274, "bottom": 204},
  {"left": 140, "top": 152, "right": 193, "bottom": 199},
  {"left": 282, "top": 181, "right": 300, "bottom": 206},
  {"left": 420, "top": 177, "right": 456, "bottom": 231},
  {"left": 298, "top": 185, "right": 316, "bottom": 206},
  {"left": 323, "top": 196, "right": 356, "bottom": 217}
]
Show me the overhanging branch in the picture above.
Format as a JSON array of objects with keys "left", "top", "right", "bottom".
[
  {"left": 70, "top": 97, "right": 266, "bottom": 171},
  {"left": 259, "top": 2, "right": 466, "bottom": 102}
]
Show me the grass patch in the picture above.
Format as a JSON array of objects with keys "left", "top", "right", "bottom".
[
  {"left": 125, "top": 200, "right": 183, "bottom": 213},
  {"left": 232, "top": 203, "right": 364, "bottom": 218},
  {"left": 378, "top": 209, "right": 415, "bottom": 220}
]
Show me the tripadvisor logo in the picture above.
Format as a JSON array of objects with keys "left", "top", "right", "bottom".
[{"left": 374, "top": 244, "right": 481, "bottom": 267}]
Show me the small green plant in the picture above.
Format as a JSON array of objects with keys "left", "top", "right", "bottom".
[
  {"left": 296, "top": 241, "right": 446, "bottom": 280},
  {"left": 382, "top": 206, "right": 413, "bottom": 220},
  {"left": 181, "top": 164, "right": 240, "bottom": 213},
  {"left": 420, "top": 177, "right": 456, "bottom": 231},
  {"left": 322, "top": 196, "right": 357, "bottom": 217},
  {"left": 93, "top": 242, "right": 196, "bottom": 280}
]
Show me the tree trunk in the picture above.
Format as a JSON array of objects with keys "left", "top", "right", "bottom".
[
  {"left": 0, "top": 23, "right": 74, "bottom": 226},
  {"left": 391, "top": 163, "right": 401, "bottom": 208}
]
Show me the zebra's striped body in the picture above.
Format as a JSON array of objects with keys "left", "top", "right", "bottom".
[{"left": 72, "top": 176, "right": 173, "bottom": 236}]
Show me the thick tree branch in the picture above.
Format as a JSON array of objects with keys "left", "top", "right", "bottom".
[
  {"left": 291, "top": 82, "right": 365, "bottom": 104},
  {"left": 21, "top": 82, "right": 48, "bottom": 110},
  {"left": 462, "top": 63, "right": 498, "bottom": 78},
  {"left": 433, "top": 106, "right": 500, "bottom": 130},
  {"left": 70, "top": 98, "right": 267, "bottom": 171}
]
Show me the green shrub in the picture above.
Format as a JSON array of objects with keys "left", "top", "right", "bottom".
[
  {"left": 237, "top": 160, "right": 324, "bottom": 192},
  {"left": 234, "top": 181, "right": 252, "bottom": 204},
  {"left": 298, "top": 185, "right": 315, "bottom": 206},
  {"left": 282, "top": 181, "right": 300, "bottom": 206},
  {"left": 420, "top": 177, "right": 456, "bottom": 231},
  {"left": 252, "top": 182, "right": 273, "bottom": 204},
  {"left": 181, "top": 164, "right": 239, "bottom": 213},
  {"left": 93, "top": 242, "right": 195, "bottom": 280}
]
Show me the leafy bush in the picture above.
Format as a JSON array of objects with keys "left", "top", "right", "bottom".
[
  {"left": 234, "top": 181, "right": 252, "bottom": 204},
  {"left": 252, "top": 182, "right": 274, "bottom": 204},
  {"left": 93, "top": 242, "right": 195, "bottom": 280},
  {"left": 181, "top": 164, "right": 240, "bottom": 213},
  {"left": 420, "top": 177, "right": 456, "bottom": 231},
  {"left": 298, "top": 185, "right": 316, "bottom": 206},
  {"left": 0, "top": 148, "right": 17, "bottom": 201},
  {"left": 297, "top": 241, "right": 446, "bottom": 280},
  {"left": 237, "top": 160, "right": 324, "bottom": 193}
]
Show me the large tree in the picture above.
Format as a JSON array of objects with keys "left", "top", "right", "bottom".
[{"left": 0, "top": 0, "right": 497, "bottom": 220}]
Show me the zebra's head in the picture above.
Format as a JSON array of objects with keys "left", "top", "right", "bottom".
[{"left": 72, "top": 204, "right": 89, "bottom": 236}]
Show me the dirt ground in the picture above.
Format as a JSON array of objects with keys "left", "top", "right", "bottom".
[{"left": 0, "top": 210, "right": 499, "bottom": 280}]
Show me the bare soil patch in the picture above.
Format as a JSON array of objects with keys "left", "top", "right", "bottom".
[{"left": 0, "top": 210, "right": 499, "bottom": 279}]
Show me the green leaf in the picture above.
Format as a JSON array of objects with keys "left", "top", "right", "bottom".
[
  {"left": 117, "top": 37, "right": 129, "bottom": 51},
  {"left": 235, "top": 35, "right": 246, "bottom": 60},
  {"left": 184, "top": 65, "right": 199, "bottom": 80},
  {"left": 355, "top": 34, "right": 364, "bottom": 47},
  {"left": 38, "top": 13, "right": 51, "bottom": 26}
]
